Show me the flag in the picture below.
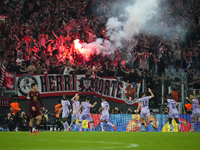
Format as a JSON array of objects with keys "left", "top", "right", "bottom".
[
  {"left": 0, "top": 63, "right": 6, "bottom": 87},
  {"left": 195, "top": 91, "right": 200, "bottom": 102},
  {"left": 4, "top": 72, "right": 15, "bottom": 90},
  {"left": 0, "top": 15, "right": 7, "bottom": 26}
]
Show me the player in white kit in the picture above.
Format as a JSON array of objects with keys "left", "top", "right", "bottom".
[
  {"left": 73, "top": 107, "right": 82, "bottom": 131},
  {"left": 69, "top": 93, "right": 80, "bottom": 131},
  {"left": 76, "top": 96, "right": 97, "bottom": 132},
  {"left": 59, "top": 95, "right": 71, "bottom": 131},
  {"left": 186, "top": 93, "right": 200, "bottom": 132},
  {"left": 137, "top": 88, "right": 156, "bottom": 131},
  {"left": 99, "top": 96, "right": 116, "bottom": 132},
  {"left": 163, "top": 94, "right": 187, "bottom": 132}
]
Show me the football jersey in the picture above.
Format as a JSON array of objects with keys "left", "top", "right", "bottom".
[
  {"left": 101, "top": 101, "right": 110, "bottom": 116},
  {"left": 81, "top": 101, "right": 91, "bottom": 115},
  {"left": 139, "top": 96, "right": 151, "bottom": 111},
  {"left": 61, "top": 100, "right": 70, "bottom": 112}
]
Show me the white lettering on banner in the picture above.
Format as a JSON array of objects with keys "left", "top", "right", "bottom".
[
  {"left": 16, "top": 74, "right": 140, "bottom": 105},
  {"left": 5, "top": 72, "right": 14, "bottom": 78},
  {"left": 7, "top": 84, "right": 13, "bottom": 89}
]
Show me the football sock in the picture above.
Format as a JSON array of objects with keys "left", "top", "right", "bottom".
[
  {"left": 66, "top": 122, "right": 69, "bottom": 129},
  {"left": 168, "top": 121, "right": 170, "bottom": 125},
  {"left": 63, "top": 122, "right": 67, "bottom": 130},
  {"left": 29, "top": 127, "right": 32, "bottom": 133},
  {"left": 35, "top": 124, "right": 39, "bottom": 130},
  {"left": 100, "top": 122, "right": 104, "bottom": 130},
  {"left": 79, "top": 123, "right": 82, "bottom": 130},
  {"left": 107, "top": 122, "right": 113, "bottom": 126},
  {"left": 178, "top": 123, "right": 181, "bottom": 129},
  {"left": 191, "top": 123, "right": 194, "bottom": 130},
  {"left": 141, "top": 123, "right": 144, "bottom": 129},
  {"left": 150, "top": 121, "right": 153, "bottom": 125},
  {"left": 169, "top": 123, "right": 174, "bottom": 130},
  {"left": 90, "top": 123, "right": 93, "bottom": 129},
  {"left": 70, "top": 122, "right": 75, "bottom": 128}
]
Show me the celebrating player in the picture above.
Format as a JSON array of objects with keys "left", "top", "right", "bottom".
[
  {"left": 163, "top": 94, "right": 187, "bottom": 132},
  {"left": 59, "top": 95, "right": 71, "bottom": 132},
  {"left": 73, "top": 107, "right": 82, "bottom": 131},
  {"left": 76, "top": 96, "right": 97, "bottom": 132},
  {"left": 186, "top": 93, "right": 200, "bottom": 132},
  {"left": 69, "top": 93, "right": 80, "bottom": 130},
  {"left": 99, "top": 96, "right": 116, "bottom": 132},
  {"left": 136, "top": 88, "right": 156, "bottom": 131},
  {"left": 28, "top": 83, "right": 45, "bottom": 135}
]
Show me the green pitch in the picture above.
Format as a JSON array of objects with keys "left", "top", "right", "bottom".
[{"left": 0, "top": 132, "right": 199, "bottom": 150}]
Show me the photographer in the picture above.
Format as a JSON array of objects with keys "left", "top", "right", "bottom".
[
  {"left": 5, "top": 113, "right": 15, "bottom": 131},
  {"left": 40, "top": 108, "right": 50, "bottom": 131},
  {"left": 112, "top": 107, "right": 120, "bottom": 114},
  {"left": 19, "top": 112, "right": 29, "bottom": 131},
  {"left": 126, "top": 107, "right": 135, "bottom": 114},
  {"left": 163, "top": 107, "right": 169, "bottom": 114}
]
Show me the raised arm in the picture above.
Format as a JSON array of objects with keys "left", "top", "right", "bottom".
[
  {"left": 152, "top": 54, "right": 157, "bottom": 63},
  {"left": 14, "top": 34, "right": 20, "bottom": 42},
  {"left": 76, "top": 105, "right": 82, "bottom": 114},
  {"left": 90, "top": 102, "right": 97, "bottom": 108},
  {"left": 162, "top": 94, "right": 167, "bottom": 102},
  {"left": 148, "top": 88, "right": 154, "bottom": 98},
  {"left": 52, "top": 31, "right": 59, "bottom": 39},
  {"left": 64, "top": 30, "right": 70, "bottom": 40},
  {"left": 186, "top": 97, "right": 194, "bottom": 104},
  {"left": 132, "top": 54, "right": 138, "bottom": 62},
  {"left": 71, "top": 93, "right": 78, "bottom": 102}
]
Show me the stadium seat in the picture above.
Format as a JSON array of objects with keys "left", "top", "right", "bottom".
[
  {"left": 170, "top": 69, "right": 176, "bottom": 72},
  {"left": 165, "top": 69, "right": 169, "bottom": 72},
  {"left": 178, "top": 69, "right": 184, "bottom": 72}
]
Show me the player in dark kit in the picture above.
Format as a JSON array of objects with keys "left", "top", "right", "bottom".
[{"left": 27, "top": 83, "right": 45, "bottom": 135}]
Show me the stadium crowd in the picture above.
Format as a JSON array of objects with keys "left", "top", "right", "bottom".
[{"left": 0, "top": 0, "right": 200, "bottom": 77}]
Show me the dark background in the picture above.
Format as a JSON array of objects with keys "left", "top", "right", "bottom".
[{"left": 0, "top": 95, "right": 137, "bottom": 126}]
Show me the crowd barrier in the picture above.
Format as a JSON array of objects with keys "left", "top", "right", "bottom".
[{"left": 72, "top": 114, "right": 200, "bottom": 132}]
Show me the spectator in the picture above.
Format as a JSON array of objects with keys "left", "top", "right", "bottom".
[
  {"left": 173, "top": 46, "right": 182, "bottom": 72},
  {"left": 157, "top": 58, "right": 165, "bottom": 76},
  {"left": 27, "top": 62, "right": 36, "bottom": 74},
  {"left": 15, "top": 55, "right": 24, "bottom": 66},
  {"left": 19, "top": 63, "right": 28, "bottom": 74},
  {"left": 63, "top": 63, "right": 74, "bottom": 75}
]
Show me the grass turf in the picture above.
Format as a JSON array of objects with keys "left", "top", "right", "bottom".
[{"left": 0, "top": 132, "right": 199, "bottom": 150}]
